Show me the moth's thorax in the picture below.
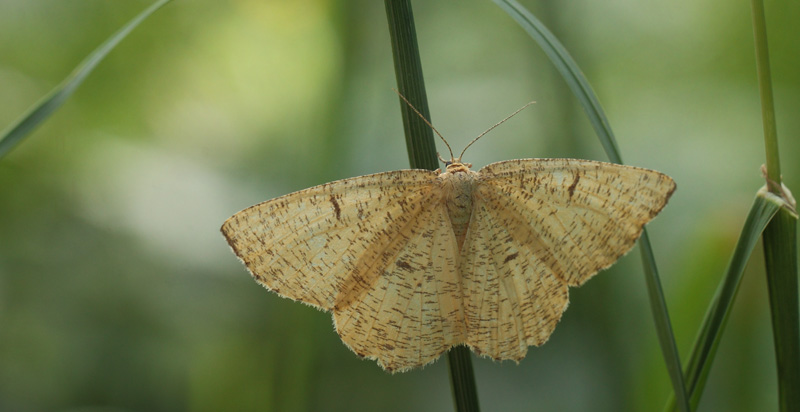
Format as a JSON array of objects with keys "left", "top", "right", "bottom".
[{"left": 440, "top": 162, "right": 478, "bottom": 250}]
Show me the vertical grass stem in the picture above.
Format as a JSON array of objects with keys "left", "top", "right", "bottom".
[
  {"left": 750, "top": 0, "right": 800, "bottom": 410},
  {"left": 384, "top": 1, "right": 481, "bottom": 411}
]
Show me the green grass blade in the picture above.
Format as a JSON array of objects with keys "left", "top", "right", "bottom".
[
  {"left": 749, "top": 0, "right": 800, "bottom": 409},
  {"left": 491, "top": 0, "right": 622, "bottom": 164},
  {"left": 384, "top": 1, "right": 480, "bottom": 411},
  {"left": 750, "top": 0, "right": 781, "bottom": 184},
  {"left": 384, "top": 0, "right": 438, "bottom": 172},
  {"left": 762, "top": 209, "right": 799, "bottom": 412},
  {"left": 493, "top": 1, "right": 690, "bottom": 410},
  {"left": 0, "top": 0, "right": 172, "bottom": 159},
  {"left": 447, "top": 344, "right": 481, "bottom": 412},
  {"left": 637, "top": 231, "right": 690, "bottom": 412},
  {"left": 664, "top": 191, "right": 784, "bottom": 411}
]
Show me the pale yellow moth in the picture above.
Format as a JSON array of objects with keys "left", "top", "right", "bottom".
[{"left": 221, "top": 104, "right": 676, "bottom": 372}]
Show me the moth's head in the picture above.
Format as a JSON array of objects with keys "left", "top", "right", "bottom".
[
  {"left": 392, "top": 88, "right": 533, "bottom": 175},
  {"left": 441, "top": 155, "right": 472, "bottom": 173}
]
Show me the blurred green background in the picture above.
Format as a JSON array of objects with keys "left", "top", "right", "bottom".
[{"left": 1, "top": 0, "right": 798, "bottom": 411}]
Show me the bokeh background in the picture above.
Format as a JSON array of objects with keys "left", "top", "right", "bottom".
[{"left": 1, "top": 0, "right": 798, "bottom": 411}]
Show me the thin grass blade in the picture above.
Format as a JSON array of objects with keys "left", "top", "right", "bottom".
[
  {"left": 384, "top": 0, "right": 438, "bottom": 172},
  {"left": 493, "top": 1, "right": 690, "bottom": 410},
  {"left": 384, "top": 1, "right": 479, "bottom": 411},
  {"left": 0, "top": 0, "right": 172, "bottom": 159},
  {"left": 664, "top": 190, "right": 785, "bottom": 411},
  {"left": 637, "top": 230, "right": 690, "bottom": 412},
  {"left": 491, "top": 0, "right": 621, "bottom": 164}
]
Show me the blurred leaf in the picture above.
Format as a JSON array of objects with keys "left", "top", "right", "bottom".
[{"left": 0, "top": 0, "right": 172, "bottom": 159}]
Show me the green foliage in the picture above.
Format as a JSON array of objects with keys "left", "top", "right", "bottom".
[{"left": 0, "top": 0, "right": 172, "bottom": 158}]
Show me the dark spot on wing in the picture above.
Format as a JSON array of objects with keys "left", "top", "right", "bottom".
[
  {"left": 330, "top": 195, "right": 342, "bottom": 221},
  {"left": 568, "top": 173, "right": 581, "bottom": 199},
  {"left": 396, "top": 260, "right": 413, "bottom": 270},
  {"left": 503, "top": 252, "right": 519, "bottom": 263}
]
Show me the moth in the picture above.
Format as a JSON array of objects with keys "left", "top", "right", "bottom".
[{"left": 221, "top": 102, "right": 676, "bottom": 372}]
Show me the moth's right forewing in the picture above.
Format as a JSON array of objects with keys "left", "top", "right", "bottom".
[
  {"left": 476, "top": 158, "right": 675, "bottom": 287},
  {"left": 458, "top": 193, "right": 570, "bottom": 361},
  {"left": 220, "top": 169, "right": 440, "bottom": 310}
]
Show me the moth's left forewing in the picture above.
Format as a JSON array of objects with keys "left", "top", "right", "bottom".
[{"left": 220, "top": 169, "right": 442, "bottom": 310}]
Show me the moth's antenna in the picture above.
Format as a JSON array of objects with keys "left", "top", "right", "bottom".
[
  {"left": 392, "top": 88, "right": 455, "bottom": 160},
  {"left": 458, "top": 101, "right": 536, "bottom": 160}
]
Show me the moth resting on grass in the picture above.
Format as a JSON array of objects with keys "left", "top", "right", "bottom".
[{"left": 221, "top": 102, "right": 675, "bottom": 372}]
